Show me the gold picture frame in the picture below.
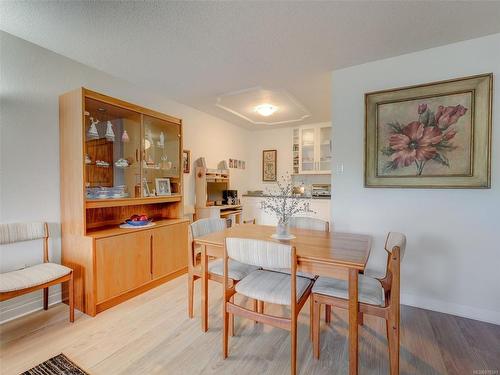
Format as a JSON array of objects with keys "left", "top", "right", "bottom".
[{"left": 365, "top": 73, "right": 492, "bottom": 188}]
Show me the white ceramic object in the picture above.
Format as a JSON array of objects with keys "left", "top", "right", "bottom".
[
  {"left": 121, "top": 130, "right": 130, "bottom": 143},
  {"left": 88, "top": 117, "right": 99, "bottom": 139},
  {"left": 105, "top": 120, "right": 115, "bottom": 142},
  {"left": 270, "top": 233, "right": 296, "bottom": 240}
]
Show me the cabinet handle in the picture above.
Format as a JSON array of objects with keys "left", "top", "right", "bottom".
[
  {"left": 135, "top": 149, "right": 139, "bottom": 162},
  {"left": 150, "top": 235, "right": 153, "bottom": 277}
]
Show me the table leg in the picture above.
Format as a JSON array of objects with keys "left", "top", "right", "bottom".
[
  {"left": 349, "top": 268, "right": 359, "bottom": 375},
  {"left": 201, "top": 244, "right": 208, "bottom": 332}
]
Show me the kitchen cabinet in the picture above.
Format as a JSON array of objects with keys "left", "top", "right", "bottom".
[
  {"left": 294, "top": 124, "right": 331, "bottom": 174},
  {"left": 241, "top": 196, "right": 331, "bottom": 227}
]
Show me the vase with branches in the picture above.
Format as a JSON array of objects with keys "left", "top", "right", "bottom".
[{"left": 260, "top": 174, "right": 314, "bottom": 239}]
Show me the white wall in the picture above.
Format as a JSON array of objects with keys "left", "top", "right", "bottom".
[
  {"left": 331, "top": 33, "right": 500, "bottom": 324},
  {"left": 0, "top": 31, "right": 250, "bottom": 322}
]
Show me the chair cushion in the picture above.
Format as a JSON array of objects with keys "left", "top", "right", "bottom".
[
  {"left": 312, "top": 275, "right": 385, "bottom": 306},
  {"left": 235, "top": 270, "right": 312, "bottom": 306},
  {"left": 208, "top": 259, "right": 260, "bottom": 281},
  {"left": 0, "top": 263, "right": 72, "bottom": 293},
  {"left": 263, "top": 267, "right": 316, "bottom": 280}
]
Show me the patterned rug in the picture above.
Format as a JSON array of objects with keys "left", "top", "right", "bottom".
[{"left": 22, "top": 354, "right": 88, "bottom": 375}]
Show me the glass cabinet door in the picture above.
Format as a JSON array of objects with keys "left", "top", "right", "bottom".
[
  {"left": 142, "top": 115, "right": 181, "bottom": 197},
  {"left": 84, "top": 98, "right": 141, "bottom": 199},
  {"left": 300, "top": 128, "right": 315, "bottom": 172},
  {"left": 318, "top": 126, "right": 332, "bottom": 172}
]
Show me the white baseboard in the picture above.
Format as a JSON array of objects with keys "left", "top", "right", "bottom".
[
  {"left": 402, "top": 293, "right": 500, "bottom": 326},
  {"left": 0, "top": 291, "right": 62, "bottom": 325}
]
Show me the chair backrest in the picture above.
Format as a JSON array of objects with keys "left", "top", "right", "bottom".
[
  {"left": 288, "top": 217, "right": 329, "bottom": 232},
  {"left": 0, "top": 222, "right": 49, "bottom": 263},
  {"left": 225, "top": 237, "right": 292, "bottom": 269},
  {"left": 190, "top": 218, "right": 226, "bottom": 239},
  {"left": 0, "top": 222, "right": 47, "bottom": 245},
  {"left": 384, "top": 232, "right": 406, "bottom": 260},
  {"left": 188, "top": 218, "right": 227, "bottom": 268}
]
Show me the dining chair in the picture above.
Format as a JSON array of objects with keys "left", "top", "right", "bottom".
[
  {"left": 222, "top": 237, "right": 314, "bottom": 375},
  {"left": 288, "top": 216, "right": 330, "bottom": 232},
  {"left": 311, "top": 232, "right": 406, "bottom": 375},
  {"left": 0, "top": 222, "right": 74, "bottom": 322},
  {"left": 188, "top": 218, "right": 260, "bottom": 331}
]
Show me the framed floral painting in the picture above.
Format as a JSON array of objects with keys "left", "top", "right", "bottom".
[{"left": 365, "top": 73, "right": 492, "bottom": 188}]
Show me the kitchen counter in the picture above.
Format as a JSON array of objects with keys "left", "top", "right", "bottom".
[{"left": 242, "top": 194, "right": 330, "bottom": 200}]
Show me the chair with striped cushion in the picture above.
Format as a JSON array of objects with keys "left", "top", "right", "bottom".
[
  {"left": 289, "top": 216, "right": 330, "bottom": 232},
  {"left": 311, "top": 232, "right": 406, "bottom": 375},
  {"left": 0, "top": 222, "right": 74, "bottom": 322},
  {"left": 222, "top": 237, "right": 314, "bottom": 375},
  {"left": 187, "top": 218, "right": 260, "bottom": 332}
]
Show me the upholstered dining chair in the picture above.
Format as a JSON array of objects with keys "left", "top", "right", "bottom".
[
  {"left": 0, "top": 222, "right": 74, "bottom": 322},
  {"left": 288, "top": 216, "right": 330, "bottom": 232},
  {"left": 188, "top": 218, "right": 260, "bottom": 332},
  {"left": 222, "top": 237, "right": 314, "bottom": 375},
  {"left": 311, "top": 232, "right": 406, "bottom": 375}
]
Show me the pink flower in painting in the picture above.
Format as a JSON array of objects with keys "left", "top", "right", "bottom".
[
  {"left": 442, "top": 129, "right": 457, "bottom": 141},
  {"left": 418, "top": 103, "right": 427, "bottom": 114},
  {"left": 389, "top": 122, "right": 442, "bottom": 167},
  {"left": 434, "top": 104, "right": 467, "bottom": 130}
]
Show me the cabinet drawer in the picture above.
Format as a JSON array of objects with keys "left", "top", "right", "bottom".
[
  {"left": 152, "top": 222, "right": 188, "bottom": 279},
  {"left": 96, "top": 231, "right": 152, "bottom": 303}
]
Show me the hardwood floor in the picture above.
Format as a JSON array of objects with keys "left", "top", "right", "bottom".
[{"left": 1, "top": 274, "right": 499, "bottom": 375}]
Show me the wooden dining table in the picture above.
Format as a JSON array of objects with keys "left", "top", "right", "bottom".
[{"left": 194, "top": 224, "right": 372, "bottom": 375}]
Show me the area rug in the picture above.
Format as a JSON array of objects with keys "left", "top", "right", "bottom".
[{"left": 22, "top": 354, "right": 89, "bottom": 375}]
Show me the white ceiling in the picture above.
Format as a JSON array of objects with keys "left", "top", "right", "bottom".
[{"left": 1, "top": 1, "right": 500, "bottom": 130}]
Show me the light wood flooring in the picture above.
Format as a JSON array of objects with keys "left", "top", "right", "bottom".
[{"left": 1, "top": 274, "right": 499, "bottom": 374}]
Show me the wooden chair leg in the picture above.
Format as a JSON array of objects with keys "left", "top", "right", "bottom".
[
  {"left": 69, "top": 274, "right": 74, "bottom": 323},
  {"left": 313, "top": 298, "right": 321, "bottom": 359},
  {"left": 229, "top": 295, "right": 235, "bottom": 337},
  {"left": 253, "top": 299, "right": 259, "bottom": 323},
  {"left": 291, "top": 313, "right": 298, "bottom": 375},
  {"left": 43, "top": 287, "right": 49, "bottom": 310},
  {"left": 358, "top": 312, "right": 364, "bottom": 326},
  {"left": 325, "top": 304, "right": 331, "bottom": 324},
  {"left": 258, "top": 300, "right": 264, "bottom": 314},
  {"left": 187, "top": 273, "right": 194, "bottom": 318},
  {"left": 309, "top": 296, "right": 313, "bottom": 341},
  {"left": 387, "top": 314, "right": 400, "bottom": 375},
  {"left": 223, "top": 299, "right": 229, "bottom": 359}
]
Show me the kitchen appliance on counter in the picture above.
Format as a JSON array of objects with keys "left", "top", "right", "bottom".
[
  {"left": 311, "top": 184, "right": 331, "bottom": 198},
  {"left": 223, "top": 189, "right": 239, "bottom": 205}
]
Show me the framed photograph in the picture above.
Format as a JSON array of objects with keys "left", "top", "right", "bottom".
[
  {"left": 238, "top": 160, "right": 242, "bottom": 169},
  {"left": 182, "top": 150, "right": 191, "bottom": 174},
  {"left": 142, "top": 177, "right": 151, "bottom": 197},
  {"left": 229, "top": 159, "right": 233, "bottom": 168},
  {"left": 262, "top": 149, "right": 277, "bottom": 182},
  {"left": 365, "top": 73, "right": 492, "bottom": 188},
  {"left": 242, "top": 161, "right": 246, "bottom": 170},
  {"left": 155, "top": 178, "right": 171, "bottom": 196}
]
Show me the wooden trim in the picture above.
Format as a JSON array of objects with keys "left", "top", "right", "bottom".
[
  {"left": 83, "top": 88, "right": 182, "bottom": 124},
  {"left": 95, "top": 267, "right": 187, "bottom": 314},
  {"left": 226, "top": 302, "right": 291, "bottom": 331},
  {"left": 0, "top": 274, "right": 72, "bottom": 301},
  {"left": 85, "top": 195, "right": 182, "bottom": 209},
  {"left": 43, "top": 222, "right": 49, "bottom": 263}
]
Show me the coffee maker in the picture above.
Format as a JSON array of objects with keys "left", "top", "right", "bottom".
[{"left": 223, "top": 190, "right": 238, "bottom": 205}]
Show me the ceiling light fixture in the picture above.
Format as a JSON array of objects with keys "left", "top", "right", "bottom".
[{"left": 254, "top": 103, "right": 278, "bottom": 117}]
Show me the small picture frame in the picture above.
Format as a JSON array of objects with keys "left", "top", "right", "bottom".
[
  {"left": 155, "top": 178, "right": 171, "bottom": 196},
  {"left": 142, "top": 177, "right": 151, "bottom": 197},
  {"left": 182, "top": 150, "right": 191, "bottom": 174},
  {"left": 229, "top": 159, "right": 234, "bottom": 168}
]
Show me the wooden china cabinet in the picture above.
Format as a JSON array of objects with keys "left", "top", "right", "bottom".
[{"left": 59, "top": 88, "right": 188, "bottom": 316}]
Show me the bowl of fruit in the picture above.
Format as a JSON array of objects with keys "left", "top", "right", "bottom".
[{"left": 125, "top": 214, "right": 152, "bottom": 226}]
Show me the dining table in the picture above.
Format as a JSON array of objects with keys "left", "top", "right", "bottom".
[{"left": 194, "top": 224, "right": 372, "bottom": 375}]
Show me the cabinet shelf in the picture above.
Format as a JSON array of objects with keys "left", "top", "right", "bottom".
[{"left": 86, "top": 194, "right": 182, "bottom": 209}]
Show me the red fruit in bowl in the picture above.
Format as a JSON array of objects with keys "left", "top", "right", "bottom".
[
  {"left": 130, "top": 214, "right": 140, "bottom": 221},
  {"left": 139, "top": 214, "right": 148, "bottom": 221}
]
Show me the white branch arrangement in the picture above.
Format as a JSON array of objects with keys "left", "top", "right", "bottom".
[{"left": 260, "top": 174, "right": 314, "bottom": 225}]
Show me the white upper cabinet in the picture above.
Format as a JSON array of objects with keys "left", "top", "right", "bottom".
[{"left": 294, "top": 124, "right": 331, "bottom": 174}]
